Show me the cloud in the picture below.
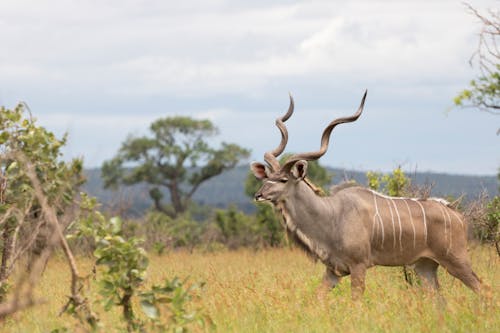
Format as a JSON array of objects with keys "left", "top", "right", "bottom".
[
  {"left": 0, "top": 0, "right": 480, "bottom": 96},
  {"left": 0, "top": 0, "right": 498, "bottom": 173}
]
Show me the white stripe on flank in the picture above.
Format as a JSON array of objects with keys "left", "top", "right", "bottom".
[
  {"left": 442, "top": 205, "right": 453, "bottom": 253},
  {"left": 437, "top": 204, "right": 447, "bottom": 236},
  {"left": 429, "top": 197, "right": 451, "bottom": 205},
  {"left": 369, "top": 189, "right": 417, "bottom": 201},
  {"left": 437, "top": 203, "right": 452, "bottom": 254},
  {"left": 403, "top": 199, "right": 417, "bottom": 249},
  {"left": 386, "top": 198, "right": 396, "bottom": 249},
  {"left": 413, "top": 200, "right": 428, "bottom": 245},
  {"left": 390, "top": 198, "right": 403, "bottom": 251},
  {"left": 372, "top": 192, "right": 385, "bottom": 248},
  {"left": 449, "top": 209, "right": 465, "bottom": 229}
]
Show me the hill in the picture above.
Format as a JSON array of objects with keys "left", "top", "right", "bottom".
[{"left": 82, "top": 166, "right": 498, "bottom": 217}]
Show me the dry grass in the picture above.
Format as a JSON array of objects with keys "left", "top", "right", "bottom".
[{"left": 2, "top": 246, "right": 499, "bottom": 332}]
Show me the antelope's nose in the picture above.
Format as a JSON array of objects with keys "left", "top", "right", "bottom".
[{"left": 254, "top": 193, "right": 263, "bottom": 201}]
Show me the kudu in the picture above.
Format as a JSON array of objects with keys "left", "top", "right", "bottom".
[{"left": 251, "top": 91, "right": 481, "bottom": 299}]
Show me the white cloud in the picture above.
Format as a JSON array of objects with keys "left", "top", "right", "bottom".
[
  {"left": 0, "top": 0, "right": 482, "bottom": 95},
  {"left": 0, "top": 0, "right": 498, "bottom": 173}
]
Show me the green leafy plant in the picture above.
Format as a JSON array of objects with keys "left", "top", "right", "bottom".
[
  {"left": 71, "top": 194, "right": 208, "bottom": 332},
  {"left": 454, "top": 67, "right": 500, "bottom": 114},
  {"left": 146, "top": 212, "right": 205, "bottom": 250},
  {"left": 0, "top": 103, "right": 85, "bottom": 309},
  {"left": 366, "top": 171, "right": 382, "bottom": 191},
  {"left": 214, "top": 205, "right": 261, "bottom": 249},
  {"left": 139, "top": 277, "right": 207, "bottom": 332},
  {"left": 366, "top": 167, "right": 410, "bottom": 197},
  {"left": 152, "top": 242, "right": 167, "bottom": 256},
  {"left": 0, "top": 104, "right": 83, "bottom": 288}
]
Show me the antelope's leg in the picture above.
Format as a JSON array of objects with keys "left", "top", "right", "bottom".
[
  {"left": 350, "top": 264, "right": 367, "bottom": 300},
  {"left": 414, "top": 257, "right": 440, "bottom": 290},
  {"left": 322, "top": 268, "right": 342, "bottom": 289},
  {"left": 316, "top": 268, "right": 342, "bottom": 299},
  {"left": 439, "top": 257, "right": 481, "bottom": 292}
]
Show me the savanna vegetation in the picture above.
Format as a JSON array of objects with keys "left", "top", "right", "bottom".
[
  {"left": 4, "top": 247, "right": 500, "bottom": 333},
  {"left": 0, "top": 100, "right": 498, "bottom": 333},
  {"left": 0, "top": 104, "right": 211, "bottom": 332},
  {"left": 0, "top": 4, "right": 499, "bottom": 332}
]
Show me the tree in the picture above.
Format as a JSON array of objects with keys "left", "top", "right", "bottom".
[
  {"left": 102, "top": 116, "right": 250, "bottom": 218},
  {"left": 454, "top": 4, "right": 499, "bottom": 115},
  {"left": 0, "top": 105, "right": 208, "bottom": 330},
  {"left": 245, "top": 155, "right": 332, "bottom": 246},
  {"left": 0, "top": 103, "right": 84, "bottom": 291},
  {"left": 0, "top": 103, "right": 96, "bottom": 322}
]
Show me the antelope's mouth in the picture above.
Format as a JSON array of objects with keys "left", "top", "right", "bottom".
[
  {"left": 254, "top": 194, "right": 274, "bottom": 203},
  {"left": 254, "top": 194, "right": 267, "bottom": 202}
]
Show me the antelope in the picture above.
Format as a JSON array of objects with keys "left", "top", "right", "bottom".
[{"left": 251, "top": 91, "right": 481, "bottom": 299}]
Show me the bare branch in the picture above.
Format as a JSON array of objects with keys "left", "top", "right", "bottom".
[
  {"left": 19, "top": 154, "right": 83, "bottom": 301},
  {"left": 464, "top": 2, "right": 500, "bottom": 75},
  {"left": 0, "top": 152, "right": 92, "bottom": 320}
]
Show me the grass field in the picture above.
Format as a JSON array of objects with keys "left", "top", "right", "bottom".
[{"left": 3, "top": 246, "right": 499, "bottom": 332}]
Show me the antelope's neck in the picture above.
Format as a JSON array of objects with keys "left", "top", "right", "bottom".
[
  {"left": 279, "top": 181, "right": 330, "bottom": 222},
  {"left": 275, "top": 182, "right": 332, "bottom": 263}
]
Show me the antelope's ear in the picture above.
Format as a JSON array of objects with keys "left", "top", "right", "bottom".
[
  {"left": 250, "top": 162, "right": 268, "bottom": 180},
  {"left": 292, "top": 160, "right": 308, "bottom": 180}
]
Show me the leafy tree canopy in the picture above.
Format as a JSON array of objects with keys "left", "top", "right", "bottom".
[
  {"left": 102, "top": 116, "right": 250, "bottom": 218},
  {"left": 454, "top": 65, "right": 500, "bottom": 114}
]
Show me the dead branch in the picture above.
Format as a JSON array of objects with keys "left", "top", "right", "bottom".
[
  {"left": 20, "top": 154, "right": 84, "bottom": 302},
  {"left": 464, "top": 2, "right": 500, "bottom": 75},
  {"left": 0, "top": 152, "right": 94, "bottom": 322}
]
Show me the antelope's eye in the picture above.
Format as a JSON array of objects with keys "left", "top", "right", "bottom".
[{"left": 279, "top": 178, "right": 288, "bottom": 183}]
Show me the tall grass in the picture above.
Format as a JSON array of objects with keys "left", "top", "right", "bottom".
[{"left": 3, "top": 246, "right": 499, "bottom": 332}]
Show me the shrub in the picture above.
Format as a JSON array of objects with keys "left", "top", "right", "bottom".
[
  {"left": 145, "top": 212, "right": 205, "bottom": 251},
  {"left": 70, "top": 194, "right": 208, "bottom": 332},
  {"left": 466, "top": 195, "right": 500, "bottom": 255},
  {"left": 213, "top": 205, "right": 262, "bottom": 249},
  {"left": 0, "top": 103, "right": 84, "bottom": 311}
]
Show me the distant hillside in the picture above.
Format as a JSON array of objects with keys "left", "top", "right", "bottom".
[{"left": 83, "top": 166, "right": 498, "bottom": 216}]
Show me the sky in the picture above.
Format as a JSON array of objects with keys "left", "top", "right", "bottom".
[{"left": 0, "top": 0, "right": 499, "bottom": 175}]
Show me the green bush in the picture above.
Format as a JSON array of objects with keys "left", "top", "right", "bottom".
[
  {"left": 145, "top": 212, "right": 205, "bottom": 250},
  {"left": 214, "top": 205, "right": 262, "bottom": 249},
  {"left": 0, "top": 103, "right": 84, "bottom": 300},
  {"left": 69, "top": 194, "right": 208, "bottom": 332},
  {"left": 471, "top": 196, "right": 500, "bottom": 250},
  {"left": 366, "top": 167, "right": 409, "bottom": 197}
]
